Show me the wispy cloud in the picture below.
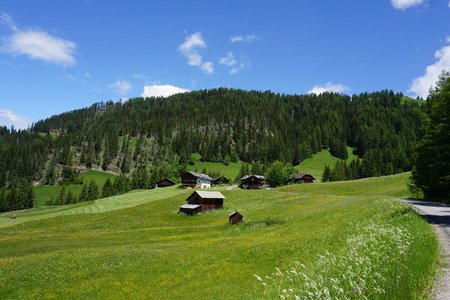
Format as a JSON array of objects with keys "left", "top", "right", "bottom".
[
  {"left": 108, "top": 80, "right": 131, "bottom": 96},
  {"left": 178, "top": 32, "right": 214, "bottom": 74},
  {"left": 230, "top": 34, "right": 258, "bottom": 43},
  {"left": 409, "top": 43, "right": 450, "bottom": 98},
  {"left": 141, "top": 84, "right": 189, "bottom": 98},
  {"left": 308, "top": 82, "right": 350, "bottom": 95},
  {"left": 0, "top": 108, "right": 31, "bottom": 130},
  {"left": 218, "top": 52, "right": 250, "bottom": 74},
  {"left": 0, "top": 12, "right": 76, "bottom": 66},
  {"left": 390, "top": 0, "right": 425, "bottom": 10}
]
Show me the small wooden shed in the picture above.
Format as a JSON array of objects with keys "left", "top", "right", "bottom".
[
  {"left": 179, "top": 204, "right": 202, "bottom": 215},
  {"left": 290, "top": 173, "right": 316, "bottom": 184},
  {"left": 229, "top": 211, "right": 243, "bottom": 224},
  {"left": 156, "top": 178, "right": 176, "bottom": 188},
  {"left": 186, "top": 191, "right": 225, "bottom": 211}
]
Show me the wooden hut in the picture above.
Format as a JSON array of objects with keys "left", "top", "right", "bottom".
[
  {"left": 240, "top": 175, "right": 266, "bottom": 189},
  {"left": 179, "top": 204, "right": 202, "bottom": 215},
  {"left": 156, "top": 178, "right": 176, "bottom": 188},
  {"left": 229, "top": 211, "right": 243, "bottom": 224},
  {"left": 181, "top": 171, "right": 212, "bottom": 189},
  {"left": 290, "top": 173, "right": 315, "bottom": 184},
  {"left": 185, "top": 191, "right": 225, "bottom": 211}
]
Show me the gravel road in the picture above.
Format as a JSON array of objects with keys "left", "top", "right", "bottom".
[{"left": 404, "top": 200, "right": 450, "bottom": 300}]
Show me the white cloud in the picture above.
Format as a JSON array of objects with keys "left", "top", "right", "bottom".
[
  {"left": 108, "top": 80, "right": 131, "bottom": 96},
  {"left": 230, "top": 34, "right": 257, "bottom": 43},
  {"left": 0, "top": 108, "right": 31, "bottom": 130},
  {"left": 178, "top": 32, "right": 213, "bottom": 74},
  {"left": 219, "top": 52, "right": 237, "bottom": 66},
  {"left": 141, "top": 84, "right": 189, "bottom": 98},
  {"left": 218, "top": 52, "right": 250, "bottom": 74},
  {"left": 409, "top": 45, "right": 450, "bottom": 98},
  {"left": 308, "top": 82, "right": 350, "bottom": 95},
  {"left": 0, "top": 13, "right": 76, "bottom": 66},
  {"left": 391, "top": 0, "right": 425, "bottom": 10}
]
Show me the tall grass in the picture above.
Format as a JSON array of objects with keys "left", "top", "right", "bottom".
[{"left": 254, "top": 201, "right": 437, "bottom": 299}]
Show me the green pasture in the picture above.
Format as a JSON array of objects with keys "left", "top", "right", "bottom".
[{"left": 0, "top": 173, "right": 437, "bottom": 299}]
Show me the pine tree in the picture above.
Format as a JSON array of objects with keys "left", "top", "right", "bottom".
[
  {"left": 56, "top": 186, "right": 66, "bottom": 205},
  {"left": 65, "top": 190, "right": 75, "bottom": 204},
  {"left": 79, "top": 183, "right": 88, "bottom": 202},
  {"left": 322, "top": 165, "right": 331, "bottom": 182},
  {"left": 87, "top": 180, "right": 99, "bottom": 200},
  {"left": 101, "top": 178, "right": 114, "bottom": 198},
  {"left": 412, "top": 72, "right": 450, "bottom": 200}
]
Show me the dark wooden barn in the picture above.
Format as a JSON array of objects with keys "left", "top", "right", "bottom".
[
  {"left": 156, "top": 178, "right": 176, "bottom": 188},
  {"left": 240, "top": 175, "right": 266, "bottom": 189},
  {"left": 229, "top": 211, "right": 243, "bottom": 224},
  {"left": 179, "top": 204, "right": 202, "bottom": 215},
  {"left": 185, "top": 191, "right": 225, "bottom": 211},
  {"left": 290, "top": 173, "right": 316, "bottom": 184},
  {"left": 181, "top": 171, "right": 212, "bottom": 189},
  {"left": 211, "top": 176, "right": 230, "bottom": 185}
]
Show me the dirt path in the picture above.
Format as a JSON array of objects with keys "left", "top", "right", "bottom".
[{"left": 404, "top": 200, "right": 450, "bottom": 300}]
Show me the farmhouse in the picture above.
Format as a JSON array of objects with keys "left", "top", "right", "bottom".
[
  {"left": 229, "top": 210, "right": 243, "bottom": 224},
  {"left": 156, "top": 178, "right": 176, "bottom": 188},
  {"left": 179, "top": 191, "right": 226, "bottom": 215},
  {"left": 211, "top": 176, "right": 230, "bottom": 185},
  {"left": 240, "top": 175, "right": 266, "bottom": 189},
  {"left": 290, "top": 173, "right": 316, "bottom": 184},
  {"left": 181, "top": 171, "right": 213, "bottom": 189}
]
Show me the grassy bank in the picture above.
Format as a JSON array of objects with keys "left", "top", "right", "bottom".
[{"left": 0, "top": 173, "right": 437, "bottom": 299}]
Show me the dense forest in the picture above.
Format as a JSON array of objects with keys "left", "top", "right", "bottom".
[{"left": 0, "top": 88, "right": 423, "bottom": 211}]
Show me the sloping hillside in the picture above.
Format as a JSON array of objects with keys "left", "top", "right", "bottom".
[{"left": 0, "top": 173, "right": 437, "bottom": 299}]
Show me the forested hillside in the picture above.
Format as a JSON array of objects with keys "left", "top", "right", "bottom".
[{"left": 0, "top": 88, "right": 422, "bottom": 211}]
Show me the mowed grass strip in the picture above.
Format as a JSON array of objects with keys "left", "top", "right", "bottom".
[
  {"left": 0, "top": 173, "right": 437, "bottom": 299},
  {"left": 0, "top": 186, "right": 184, "bottom": 228}
]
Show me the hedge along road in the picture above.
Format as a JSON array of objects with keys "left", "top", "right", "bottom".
[{"left": 405, "top": 200, "right": 450, "bottom": 300}]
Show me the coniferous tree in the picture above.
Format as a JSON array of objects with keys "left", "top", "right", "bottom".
[
  {"left": 411, "top": 72, "right": 450, "bottom": 200},
  {"left": 87, "top": 180, "right": 99, "bottom": 200},
  {"left": 101, "top": 178, "right": 114, "bottom": 198},
  {"left": 79, "top": 183, "right": 88, "bottom": 202},
  {"left": 56, "top": 186, "right": 66, "bottom": 205}
]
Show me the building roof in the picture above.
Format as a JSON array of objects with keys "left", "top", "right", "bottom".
[
  {"left": 240, "top": 174, "right": 265, "bottom": 181},
  {"left": 229, "top": 210, "right": 242, "bottom": 217},
  {"left": 185, "top": 171, "right": 213, "bottom": 181},
  {"left": 290, "top": 173, "right": 316, "bottom": 180},
  {"left": 156, "top": 178, "right": 176, "bottom": 184},
  {"left": 193, "top": 191, "right": 226, "bottom": 199},
  {"left": 180, "top": 204, "right": 202, "bottom": 209}
]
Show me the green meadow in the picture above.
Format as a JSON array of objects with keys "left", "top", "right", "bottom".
[
  {"left": 0, "top": 173, "right": 437, "bottom": 299},
  {"left": 33, "top": 170, "right": 117, "bottom": 207}
]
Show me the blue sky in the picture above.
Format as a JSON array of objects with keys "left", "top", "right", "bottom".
[{"left": 0, "top": 0, "right": 449, "bottom": 129}]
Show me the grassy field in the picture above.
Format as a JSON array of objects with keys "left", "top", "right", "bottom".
[
  {"left": 0, "top": 173, "right": 437, "bottom": 299},
  {"left": 33, "top": 170, "right": 117, "bottom": 207}
]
